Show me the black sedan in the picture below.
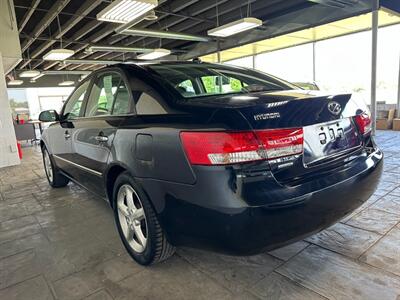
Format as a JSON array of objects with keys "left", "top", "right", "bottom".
[{"left": 39, "top": 62, "right": 383, "bottom": 265}]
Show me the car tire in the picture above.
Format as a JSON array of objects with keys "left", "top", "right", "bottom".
[
  {"left": 42, "top": 146, "right": 70, "bottom": 188},
  {"left": 113, "top": 172, "right": 175, "bottom": 265}
]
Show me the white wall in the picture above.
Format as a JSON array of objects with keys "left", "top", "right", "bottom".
[
  {"left": 0, "top": 52, "right": 19, "bottom": 168},
  {"left": 25, "top": 87, "right": 74, "bottom": 119}
]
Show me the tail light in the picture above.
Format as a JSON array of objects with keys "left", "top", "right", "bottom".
[
  {"left": 255, "top": 129, "right": 304, "bottom": 160},
  {"left": 355, "top": 112, "right": 372, "bottom": 135},
  {"left": 180, "top": 128, "right": 303, "bottom": 165}
]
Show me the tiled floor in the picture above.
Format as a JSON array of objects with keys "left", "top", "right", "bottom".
[{"left": 0, "top": 130, "right": 399, "bottom": 300}]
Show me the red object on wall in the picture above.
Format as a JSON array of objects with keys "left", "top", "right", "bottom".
[{"left": 17, "top": 142, "right": 23, "bottom": 160}]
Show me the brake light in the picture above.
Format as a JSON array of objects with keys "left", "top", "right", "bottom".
[
  {"left": 180, "top": 128, "right": 304, "bottom": 165},
  {"left": 255, "top": 129, "right": 304, "bottom": 160},
  {"left": 180, "top": 131, "right": 263, "bottom": 165},
  {"left": 355, "top": 112, "right": 372, "bottom": 135}
]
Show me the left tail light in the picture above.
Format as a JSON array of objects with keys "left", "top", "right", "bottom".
[
  {"left": 180, "top": 128, "right": 304, "bottom": 166},
  {"left": 180, "top": 131, "right": 263, "bottom": 165},
  {"left": 355, "top": 112, "right": 372, "bottom": 135}
]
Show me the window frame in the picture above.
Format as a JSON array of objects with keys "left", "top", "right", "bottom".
[
  {"left": 83, "top": 69, "right": 134, "bottom": 118},
  {"left": 60, "top": 68, "right": 135, "bottom": 121},
  {"left": 60, "top": 78, "right": 93, "bottom": 121}
]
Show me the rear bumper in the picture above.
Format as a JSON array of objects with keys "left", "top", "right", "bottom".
[{"left": 139, "top": 148, "right": 383, "bottom": 255}]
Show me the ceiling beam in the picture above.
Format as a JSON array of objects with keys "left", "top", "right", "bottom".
[
  {"left": 19, "top": 0, "right": 104, "bottom": 69},
  {"left": 20, "top": 0, "right": 71, "bottom": 53},
  {"left": 179, "top": 0, "right": 372, "bottom": 60},
  {"left": 18, "top": 0, "right": 41, "bottom": 33}
]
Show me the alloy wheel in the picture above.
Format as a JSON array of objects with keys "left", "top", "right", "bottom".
[
  {"left": 117, "top": 184, "right": 148, "bottom": 253},
  {"left": 43, "top": 150, "right": 53, "bottom": 183}
]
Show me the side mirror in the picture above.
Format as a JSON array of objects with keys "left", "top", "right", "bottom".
[{"left": 38, "top": 110, "right": 59, "bottom": 122}]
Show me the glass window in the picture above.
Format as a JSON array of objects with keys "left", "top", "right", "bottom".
[
  {"left": 148, "top": 63, "right": 296, "bottom": 99},
  {"left": 112, "top": 81, "right": 132, "bottom": 115},
  {"left": 136, "top": 92, "right": 167, "bottom": 115},
  {"left": 85, "top": 73, "right": 121, "bottom": 117},
  {"left": 63, "top": 80, "right": 90, "bottom": 119},
  {"left": 177, "top": 79, "right": 195, "bottom": 96}
]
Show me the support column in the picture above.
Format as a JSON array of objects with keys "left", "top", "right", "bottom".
[
  {"left": 312, "top": 42, "right": 316, "bottom": 82},
  {"left": 370, "top": 1, "right": 379, "bottom": 135},
  {"left": 397, "top": 54, "right": 400, "bottom": 118},
  {"left": 0, "top": 52, "right": 20, "bottom": 168}
]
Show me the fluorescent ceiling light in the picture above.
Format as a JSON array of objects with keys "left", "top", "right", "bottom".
[
  {"left": 43, "top": 49, "right": 75, "bottom": 61},
  {"left": 137, "top": 48, "right": 171, "bottom": 60},
  {"left": 120, "top": 28, "right": 210, "bottom": 42},
  {"left": 19, "top": 70, "right": 41, "bottom": 78},
  {"left": 7, "top": 80, "right": 24, "bottom": 86},
  {"left": 208, "top": 17, "right": 262, "bottom": 37},
  {"left": 97, "top": 0, "right": 158, "bottom": 24},
  {"left": 58, "top": 81, "right": 75, "bottom": 86},
  {"left": 87, "top": 45, "right": 153, "bottom": 53}
]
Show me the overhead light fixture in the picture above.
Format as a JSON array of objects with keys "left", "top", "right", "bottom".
[
  {"left": 144, "top": 10, "right": 158, "bottom": 21},
  {"left": 120, "top": 28, "right": 210, "bottom": 42},
  {"left": 86, "top": 45, "right": 153, "bottom": 53},
  {"left": 208, "top": 17, "right": 262, "bottom": 37},
  {"left": 32, "top": 73, "right": 45, "bottom": 81},
  {"left": 7, "top": 80, "right": 24, "bottom": 86},
  {"left": 97, "top": 0, "right": 158, "bottom": 24},
  {"left": 43, "top": 49, "right": 75, "bottom": 61},
  {"left": 19, "top": 70, "right": 41, "bottom": 78},
  {"left": 58, "top": 81, "right": 75, "bottom": 86},
  {"left": 137, "top": 48, "right": 171, "bottom": 60}
]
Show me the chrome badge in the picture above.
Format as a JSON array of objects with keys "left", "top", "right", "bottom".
[{"left": 327, "top": 101, "right": 342, "bottom": 115}]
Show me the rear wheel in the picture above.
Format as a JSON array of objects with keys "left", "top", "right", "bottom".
[
  {"left": 42, "top": 147, "right": 69, "bottom": 188},
  {"left": 113, "top": 172, "right": 175, "bottom": 265}
]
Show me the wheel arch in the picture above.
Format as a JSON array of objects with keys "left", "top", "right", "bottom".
[{"left": 105, "top": 163, "right": 128, "bottom": 208}]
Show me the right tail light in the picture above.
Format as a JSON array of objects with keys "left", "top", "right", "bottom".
[{"left": 355, "top": 112, "right": 372, "bottom": 135}]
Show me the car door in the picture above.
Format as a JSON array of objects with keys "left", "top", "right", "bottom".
[
  {"left": 68, "top": 70, "right": 134, "bottom": 198},
  {"left": 48, "top": 79, "right": 91, "bottom": 179}
]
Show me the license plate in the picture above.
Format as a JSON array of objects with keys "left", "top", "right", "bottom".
[{"left": 303, "top": 118, "right": 361, "bottom": 166}]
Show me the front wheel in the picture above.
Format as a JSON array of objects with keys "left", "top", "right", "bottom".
[
  {"left": 42, "top": 147, "right": 69, "bottom": 188},
  {"left": 113, "top": 172, "right": 175, "bottom": 265}
]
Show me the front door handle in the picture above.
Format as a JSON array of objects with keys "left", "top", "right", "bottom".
[
  {"left": 64, "top": 130, "right": 71, "bottom": 140},
  {"left": 95, "top": 135, "right": 108, "bottom": 142}
]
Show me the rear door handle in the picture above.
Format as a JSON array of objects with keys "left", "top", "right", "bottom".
[
  {"left": 64, "top": 131, "right": 71, "bottom": 139},
  {"left": 95, "top": 135, "right": 108, "bottom": 142}
]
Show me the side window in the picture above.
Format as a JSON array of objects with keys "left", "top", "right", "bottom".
[
  {"left": 201, "top": 75, "right": 242, "bottom": 94},
  {"left": 63, "top": 80, "right": 90, "bottom": 119},
  {"left": 176, "top": 79, "right": 195, "bottom": 96},
  {"left": 112, "top": 81, "right": 132, "bottom": 115},
  {"left": 136, "top": 92, "right": 167, "bottom": 115},
  {"left": 85, "top": 73, "right": 121, "bottom": 117}
]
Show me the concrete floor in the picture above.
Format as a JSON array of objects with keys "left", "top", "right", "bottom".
[{"left": 0, "top": 131, "right": 399, "bottom": 300}]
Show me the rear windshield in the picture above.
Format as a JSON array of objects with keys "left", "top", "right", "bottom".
[{"left": 147, "top": 63, "right": 296, "bottom": 98}]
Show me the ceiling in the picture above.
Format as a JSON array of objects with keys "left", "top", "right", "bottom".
[
  {"left": 9, "top": 0, "right": 399, "bottom": 86},
  {"left": 13, "top": 0, "right": 315, "bottom": 74},
  {"left": 201, "top": 9, "right": 400, "bottom": 62}
]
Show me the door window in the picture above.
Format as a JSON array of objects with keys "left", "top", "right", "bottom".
[
  {"left": 85, "top": 73, "right": 124, "bottom": 117},
  {"left": 136, "top": 92, "right": 167, "bottom": 115},
  {"left": 112, "top": 81, "right": 132, "bottom": 115},
  {"left": 63, "top": 80, "right": 90, "bottom": 119}
]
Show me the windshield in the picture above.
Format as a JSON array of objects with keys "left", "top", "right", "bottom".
[{"left": 147, "top": 63, "right": 297, "bottom": 98}]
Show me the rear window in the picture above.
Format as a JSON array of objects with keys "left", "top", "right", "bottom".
[{"left": 147, "top": 63, "right": 296, "bottom": 99}]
